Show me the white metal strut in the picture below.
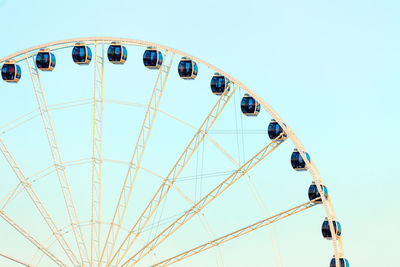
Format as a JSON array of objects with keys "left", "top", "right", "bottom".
[
  {"left": 109, "top": 84, "right": 238, "bottom": 265},
  {"left": 0, "top": 252, "right": 31, "bottom": 267},
  {"left": 0, "top": 209, "right": 66, "bottom": 266},
  {"left": 0, "top": 137, "right": 79, "bottom": 265},
  {"left": 100, "top": 51, "right": 175, "bottom": 265},
  {"left": 153, "top": 200, "right": 318, "bottom": 266},
  {"left": 91, "top": 41, "right": 105, "bottom": 266},
  {"left": 26, "top": 55, "right": 90, "bottom": 265},
  {"left": 121, "top": 133, "right": 285, "bottom": 266}
]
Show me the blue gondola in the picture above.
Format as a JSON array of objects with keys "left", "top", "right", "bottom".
[
  {"left": 107, "top": 42, "right": 127, "bottom": 64},
  {"left": 330, "top": 257, "right": 349, "bottom": 267},
  {"left": 308, "top": 181, "right": 328, "bottom": 203},
  {"left": 322, "top": 218, "right": 342, "bottom": 240},
  {"left": 241, "top": 94, "right": 260, "bottom": 116},
  {"left": 1, "top": 60, "right": 21, "bottom": 83},
  {"left": 72, "top": 42, "right": 92, "bottom": 65},
  {"left": 178, "top": 57, "right": 198, "bottom": 79},
  {"left": 143, "top": 47, "right": 163, "bottom": 69},
  {"left": 291, "top": 148, "right": 310, "bottom": 171},
  {"left": 267, "top": 119, "right": 287, "bottom": 140},
  {"left": 36, "top": 48, "right": 56, "bottom": 71},
  {"left": 210, "top": 73, "right": 230, "bottom": 95}
]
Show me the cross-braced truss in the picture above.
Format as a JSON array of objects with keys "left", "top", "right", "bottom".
[
  {"left": 26, "top": 54, "right": 89, "bottom": 265},
  {"left": 100, "top": 51, "right": 175, "bottom": 265},
  {"left": 91, "top": 41, "right": 105, "bottom": 266}
]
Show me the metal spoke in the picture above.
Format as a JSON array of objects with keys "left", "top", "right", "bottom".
[
  {"left": 110, "top": 84, "right": 238, "bottom": 266},
  {"left": 0, "top": 209, "right": 66, "bottom": 266},
  {"left": 31, "top": 220, "right": 161, "bottom": 267},
  {"left": 100, "top": 51, "right": 175, "bottom": 265},
  {"left": 0, "top": 252, "right": 31, "bottom": 267},
  {"left": 91, "top": 41, "right": 105, "bottom": 266},
  {"left": 122, "top": 133, "right": 285, "bottom": 266},
  {"left": 26, "top": 55, "right": 89, "bottom": 265},
  {"left": 0, "top": 137, "right": 79, "bottom": 265},
  {"left": 153, "top": 200, "right": 318, "bottom": 266}
]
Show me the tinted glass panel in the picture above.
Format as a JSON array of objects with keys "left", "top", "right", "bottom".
[
  {"left": 322, "top": 220, "right": 331, "bottom": 237},
  {"left": 211, "top": 76, "right": 226, "bottom": 94},
  {"left": 108, "top": 45, "right": 122, "bottom": 62},
  {"left": 36, "top": 53, "right": 50, "bottom": 69},
  {"left": 308, "top": 184, "right": 320, "bottom": 201},
  {"left": 87, "top": 47, "right": 92, "bottom": 61},
  {"left": 143, "top": 50, "right": 158, "bottom": 66},
  {"left": 158, "top": 51, "right": 163, "bottom": 65},
  {"left": 122, "top": 47, "right": 127, "bottom": 60},
  {"left": 16, "top": 65, "right": 21, "bottom": 79},
  {"left": 323, "top": 186, "right": 329, "bottom": 199},
  {"left": 50, "top": 54, "right": 56, "bottom": 68},
  {"left": 336, "top": 221, "right": 341, "bottom": 236},
  {"left": 330, "top": 258, "right": 349, "bottom": 267},
  {"left": 178, "top": 60, "right": 193, "bottom": 77},
  {"left": 322, "top": 220, "right": 340, "bottom": 238},
  {"left": 73, "top": 46, "right": 89, "bottom": 63},
  {"left": 268, "top": 122, "right": 282, "bottom": 139},
  {"left": 1, "top": 64, "right": 18, "bottom": 80},
  {"left": 241, "top": 97, "right": 258, "bottom": 114},
  {"left": 291, "top": 151, "right": 306, "bottom": 169}
]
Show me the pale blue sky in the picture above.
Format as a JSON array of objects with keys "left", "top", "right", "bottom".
[{"left": 0, "top": 0, "right": 399, "bottom": 266}]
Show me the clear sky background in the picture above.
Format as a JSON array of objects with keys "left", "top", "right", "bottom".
[{"left": 0, "top": 0, "right": 399, "bottom": 266}]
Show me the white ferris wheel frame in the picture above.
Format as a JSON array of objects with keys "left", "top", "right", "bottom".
[{"left": 0, "top": 37, "right": 344, "bottom": 267}]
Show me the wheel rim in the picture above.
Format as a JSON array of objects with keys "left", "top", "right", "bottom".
[{"left": 0, "top": 37, "right": 344, "bottom": 267}]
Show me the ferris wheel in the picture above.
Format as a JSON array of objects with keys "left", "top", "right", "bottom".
[{"left": 0, "top": 37, "right": 348, "bottom": 267}]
